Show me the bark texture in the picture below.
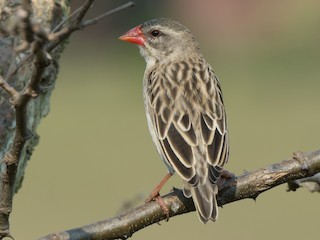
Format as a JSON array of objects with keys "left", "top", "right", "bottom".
[{"left": 0, "top": 0, "right": 69, "bottom": 193}]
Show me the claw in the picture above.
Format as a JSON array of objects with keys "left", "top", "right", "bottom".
[
  {"left": 145, "top": 172, "right": 173, "bottom": 221},
  {"left": 217, "top": 169, "right": 236, "bottom": 190},
  {"left": 145, "top": 191, "right": 170, "bottom": 221},
  {"left": 155, "top": 196, "right": 170, "bottom": 221}
]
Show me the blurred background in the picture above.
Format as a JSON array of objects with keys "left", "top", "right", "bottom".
[{"left": 11, "top": 0, "right": 320, "bottom": 239}]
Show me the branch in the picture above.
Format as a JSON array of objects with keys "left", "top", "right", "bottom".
[
  {"left": 287, "top": 172, "right": 320, "bottom": 192},
  {"left": 80, "top": 2, "right": 136, "bottom": 28},
  {"left": 47, "top": 1, "right": 135, "bottom": 51},
  {"left": 38, "top": 150, "right": 320, "bottom": 240},
  {"left": 0, "top": 1, "right": 135, "bottom": 238},
  {"left": 74, "top": 0, "right": 95, "bottom": 25},
  {"left": 0, "top": 75, "right": 19, "bottom": 97},
  {"left": 0, "top": 5, "right": 51, "bottom": 239},
  {"left": 5, "top": 1, "right": 135, "bottom": 83}
]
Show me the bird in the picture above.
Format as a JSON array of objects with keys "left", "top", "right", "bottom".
[{"left": 119, "top": 18, "right": 229, "bottom": 223}]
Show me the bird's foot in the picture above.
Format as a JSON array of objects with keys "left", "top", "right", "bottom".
[
  {"left": 145, "top": 172, "right": 173, "bottom": 221},
  {"left": 217, "top": 170, "right": 236, "bottom": 190},
  {"left": 145, "top": 189, "right": 160, "bottom": 203},
  {"left": 145, "top": 192, "right": 170, "bottom": 221},
  {"left": 155, "top": 195, "right": 170, "bottom": 221},
  {"left": 221, "top": 169, "right": 235, "bottom": 179}
]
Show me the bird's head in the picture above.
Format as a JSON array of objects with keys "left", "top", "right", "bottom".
[{"left": 119, "top": 18, "right": 200, "bottom": 64}]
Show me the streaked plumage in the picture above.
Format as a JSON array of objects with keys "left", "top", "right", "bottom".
[{"left": 120, "top": 18, "right": 229, "bottom": 223}]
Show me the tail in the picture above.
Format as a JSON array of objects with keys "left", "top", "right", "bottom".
[{"left": 183, "top": 183, "right": 218, "bottom": 224}]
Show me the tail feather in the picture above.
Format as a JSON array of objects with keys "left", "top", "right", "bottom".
[
  {"left": 209, "top": 196, "right": 218, "bottom": 221},
  {"left": 184, "top": 183, "right": 218, "bottom": 224}
]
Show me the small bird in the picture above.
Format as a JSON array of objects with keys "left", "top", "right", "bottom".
[{"left": 119, "top": 18, "right": 229, "bottom": 223}]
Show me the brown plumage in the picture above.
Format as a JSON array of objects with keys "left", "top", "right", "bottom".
[{"left": 120, "top": 18, "right": 229, "bottom": 223}]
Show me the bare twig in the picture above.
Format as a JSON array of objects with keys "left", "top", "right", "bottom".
[
  {"left": 48, "top": 0, "right": 95, "bottom": 37},
  {"left": 0, "top": 75, "right": 19, "bottom": 98},
  {"left": 6, "top": 1, "right": 135, "bottom": 82},
  {"left": 52, "top": 7, "right": 82, "bottom": 33},
  {"left": 80, "top": 1, "right": 135, "bottom": 28},
  {"left": 47, "top": 1, "right": 135, "bottom": 51},
  {"left": 5, "top": 54, "right": 33, "bottom": 82},
  {"left": 38, "top": 150, "right": 320, "bottom": 240},
  {"left": 74, "top": 0, "right": 95, "bottom": 25}
]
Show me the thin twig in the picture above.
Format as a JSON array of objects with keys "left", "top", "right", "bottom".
[
  {"left": 47, "top": 1, "right": 135, "bottom": 51},
  {"left": 80, "top": 1, "right": 135, "bottom": 28},
  {"left": 0, "top": 75, "right": 19, "bottom": 97},
  {"left": 52, "top": 7, "right": 83, "bottom": 33},
  {"left": 74, "top": 0, "right": 95, "bottom": 25},
  {"left": 38, "top": 150, "right": 320, "bottom": 240},
  {"left": 6, "top": 1, "right": 135, "bottom": 82},
  {"left": 6, "top": 54, "right": 33, "bottom": 82}
]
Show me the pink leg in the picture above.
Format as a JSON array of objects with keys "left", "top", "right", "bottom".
[
  {"left": 145, "top": 172, "right": 173, "bottom": 221},
  {"left": 145, "top": 172, "right": 173, "bottom": 202}
]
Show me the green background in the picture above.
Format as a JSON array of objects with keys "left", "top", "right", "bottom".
[{"left": 11, "top": 1, "right": 320, "bottom": 239}]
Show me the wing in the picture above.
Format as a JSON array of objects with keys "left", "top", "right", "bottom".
[
  {"left": 202, "top": 73, "right": 229, "bottom": 184},
  {"left": 146, "top": 60, "right": 229, "bottom": 186}
]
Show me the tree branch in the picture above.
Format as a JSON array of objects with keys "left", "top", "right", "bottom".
[
  {"left": 47, "top": 1, "right": 135, "bottom": 51},
  {"left": 80, "top": 2, "right": 136, "bottom": 28},
  {"left": 38, "top": 150, "right": 320, "bottom": 240},
  {"left": 287, "top": 173, "right": 320, "bottom": 192},
  {"left": 0, "top": 3, "right": 51, "bottom": 238},
  {"left": 0, "top": 1, "right": 135, "bottom": 238},
  {"left": 0, "top": 75, "right": 19, "bottom": 97},
  {"left": 5, "top": 1, "right": 135, "bottom": 83},
  {"left": 74, "top": 0, "right": 95, "bottom": 25}
]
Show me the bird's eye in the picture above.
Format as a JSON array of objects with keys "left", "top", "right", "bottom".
[{"left": 150, "top": 30, "right": 160, "bottom": 37}]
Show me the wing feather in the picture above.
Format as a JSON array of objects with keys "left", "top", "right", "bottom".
[
  {"left": 176, "top": 114, "right": 191, "bottom": 131},
  {"left": 161, "top": 137, "right": 195, "bottom": 180},
  {"left": 146, "top": 61, "right": 229, "bottom": 187},
  {"left": 155, "top": 114, "right": 171, "bottom": 140},
  {"left": 174, "top": 113, "right": 198, "bottom": 146}
]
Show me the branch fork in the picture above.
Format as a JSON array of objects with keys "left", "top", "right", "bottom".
[{"left": 0, "top": 1, "right": 135, "bottom": 238}]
